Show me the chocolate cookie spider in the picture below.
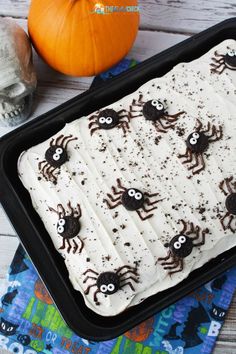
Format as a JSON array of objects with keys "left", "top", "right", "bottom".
[
  {"left": 88, "top": 108, "right": 130, "bottom": 136},
  {"left": 49, "top": 202, "right": 84, "bottom": 254},
  {"left": 129, "top": 94, "right": 185, "bottom": 133},
  {"left": 178, "top": 119, "right": 223, "bottom": 175},
  {"left": 210, "top": 48, "right": 236, "bottom": 74},
  {"left": 158, "top": 220, "right": 209, "bottom": 275},
  {"left": 82, "top": 265, "right": 139, "bottom": 305},
  {"left": 104, "top": 178, "right": 163, "bottom": 220},
  {"left": 39, "top": 134, "right": 77, "bottom": 183},
  {"left": 219, "top": 176, "right": 236, "bottom": 233}
]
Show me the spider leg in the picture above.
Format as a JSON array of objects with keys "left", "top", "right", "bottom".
[
  {"left": 84, "top": 283, "right": 97, "bottom": 295},
  {"left": 228, "top": 216, "right": 236, "bottom": 233},
  {"left": 195, "top": 118, "right": 203, "bottom": 131},
  {"left": 111, "top": 186, "right": 123, "bottom": 195},
  {"left": 55, "top": 135, "right": 64, "bottom": 145},
  {"left": 76, "top": 203, "right": 82, "bottom": 218},
  {"left": 106, "top": 193, "right": 121, "bottom": 203},
  {"left": 135, "top": 94, "right": 145, "bottom": 105},
  {"left": 78, "top": 238, "right": 84, "bottom": 253},
  {"left": 168, "top": 259, "right": 184, "bottom": 275},
  {"left": 144, "top": 192, "right": 159, "bottom": 198},
  {"left": 158, "top": 250, "right": 171, "bottom": 262},
  {"left": 142, "top": 204, "right": 158, "bottom": 213},
  {"left": 193, "top": 228, "right": 209, "bottom": 246},
  {"left": 48, "top": 168, "right": 58, "bottom": 183},
  {"left": 179, "top": 148, "right": 193, "bottom": 164},
  {"left": 226, "top": 176, "right": 234, "bottom": 194},
  {"left": 44, "top": 165, "right": 53, "bottom": 181},
  {"left": 88, "top": 121, "right": 98, "bottom": 129},
  {"left": 117, "top": 178, "right": 126, "bottom": 191},
  {"left": 104, "top": 199, "right": 122, "bottom": 209},
  {"left": 221, "top": 213, "right": 235, "bottom": 233},
  {"left": 191, "top": 225, "right": 200, "bottom": 240},
  {"left": 162, "top": 258, "right": 179, "bottom": 267},
  {"left": 117, "top": 109, "right": 127, "bottom": 115},
  {"left": 49, "top": 138, "right": 54, "bottom": 147},
  {"left": 145, "top": 197, "right": 164, "bottom": 206},
  {"left": 57, "top": 204, "right": 66, "bottom": 218},
  {"left": 118, "top": 121, "right": 130, "bottom": 136},
  {"left": 72, "top": 239, "right": 78, "bottom": 254},
  {"left": 94, "top": 290, "right": 101, "bottom": 305},
  {"left": 164, "top": 111, "right": 185, "bottom": 122},
  {"left": 83, "top": 276, "right": 97, "bottom": 284},
  {"left": 159, "top": 117, "right": 175, "bottom": 130},
  {"left": 38, "top": 160, "right": 46, "bottom": 170},
  {"left": 214, "top": 51, "right": 224, "bottom": 58},
  {"left": 192, "top": 154, "right": 205, "bottom": 175},
  {"left": 90, "top": 127, "right": 101, "bottom": 136},
  {"left": 48, "top": 206, "right": 59, "bottom": 215},
  {"left": 64, "top": 136, "right": 78, "bottom": 149},
  {"left": 66, "top": 239, "right": 72, "bottom": 253},
  {"left": 41, "top": 162, "right": 49, "bottom": 175},
  {"left": 136, "top": 209, "right": 153, "bottom": 220},
  {"left": 120, "top": 276, "right": 139, "bottom": 284},
  {"left": 219, "top": 179, "right": 229, "bottom": 196},
  {"left": 59, "top": 238, "right": 66, "bottom": 250},
  {"left": 202, "top": 121, "right": 211, "bottom": 133},
  {"left": 211, "top": 57, "right": 224, "bottom": 63},
  {"left": 67, "top": 201, "right": 74, "bottom": 217},
  {"left": 120, "top": 281, "right": 135, "bottom": 292},
  {"left": 208, "top": 125, "right": 223, "bottom": 142},
  {"left": 211, "top": 63, "right": 226, "bottom": 74},
  {"left": 119, "top": 270, "right": 139, "bottom": 280},
  {"left": 179, "top": 219, "right": 188, "bottom": 234},
  {"left": 116, "top": 265, "right": 137, "bottom": 274},
  {"left": 153, "top": 121, "right": 168, "bottom": 133},
  {"left": 83, "top": 269, "right": 99, "bottom": 276},
  {"left": 88, "top": 113, "right": 99, "bottom": 121}
]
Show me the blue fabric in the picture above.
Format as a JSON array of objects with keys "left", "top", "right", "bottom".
[{"left": 0, "top": 244, "right": 236, "bottom": 354}]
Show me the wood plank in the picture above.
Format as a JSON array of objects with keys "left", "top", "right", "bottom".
[{"left": 1, "top": 0, "right": 236, "bottom": 34}]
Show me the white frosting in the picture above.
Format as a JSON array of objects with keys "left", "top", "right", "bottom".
[{"left": 18, "top": 40, "right": 236, "bottom": 316}]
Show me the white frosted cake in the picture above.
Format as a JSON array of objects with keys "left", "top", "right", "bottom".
[{"left": 18, "top": 40, "right": 236, "bottom": 316}]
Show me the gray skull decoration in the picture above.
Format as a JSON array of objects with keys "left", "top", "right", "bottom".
[{"left": 0, "top": 18, "right": 37, "bottom": 127}]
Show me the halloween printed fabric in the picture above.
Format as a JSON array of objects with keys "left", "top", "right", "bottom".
[{"left": 0, "top": 244, "right": 236, "bottom": 354}]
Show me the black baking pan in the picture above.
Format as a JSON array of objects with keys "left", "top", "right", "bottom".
[{"left": 0, "top": 18, "right": 236, "bottom": 341}]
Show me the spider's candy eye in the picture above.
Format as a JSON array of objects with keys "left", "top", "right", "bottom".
[
  {"left": 100, "top": 284, "right": 108, "bottom": 293},
  {"left": 128, "top": 189, "right": 136, "bottom": 197},
  {"left": 107, "top": 283, "right": 115, "bottom": 292},
  {"left": 174, "top": 241, "right": 181, "bottom": 250},
  {"left": 151, "top": 100, "right": 158, "bottom": 106},
  {"left": 53, "top": 153, "right": 60, "bottom": 161},
  {"left": 99, "top": 117, "right": 106, "bottom": 124},
  {"left": 106, "top": 117, "right": 113, "bottom": 124},
  {"left": 135, "top": 192, "right": 143, "bottom": 200},
  {"left": 156, "top": 102, "right": 164, "bottom": 111},
  {"left": 57, "top": 225, "right": 64, "bottom": 234},
  {"left": 192, "top": 132, "right": 200, "bottom": 139},
  {"left": 58, "top": 218, "right": 66, "bottom": 226},
  {"left": 56, "top": 147, "right": 63, "bottom": 155},
  {"left": 227, "top": 49, "right": 235, "bottom": 57},
  {"left": 190, "top": 137, "right": 198, "bottom": 145},
  {"left": 179, "top": 235, "right": 186, "bottom": 243}
]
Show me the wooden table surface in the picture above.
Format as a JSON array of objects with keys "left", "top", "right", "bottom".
[{"left": 0, "top": 1, "right": 235, "bottom": 353}]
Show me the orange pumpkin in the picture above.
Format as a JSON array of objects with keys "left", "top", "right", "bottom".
[{"left": 28, "top": 0, "right": 140, "bottom": 76}]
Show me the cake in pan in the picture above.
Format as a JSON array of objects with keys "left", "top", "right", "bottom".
[{"left": 18, "top": 39, "right": 236, "bottom": 316}]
